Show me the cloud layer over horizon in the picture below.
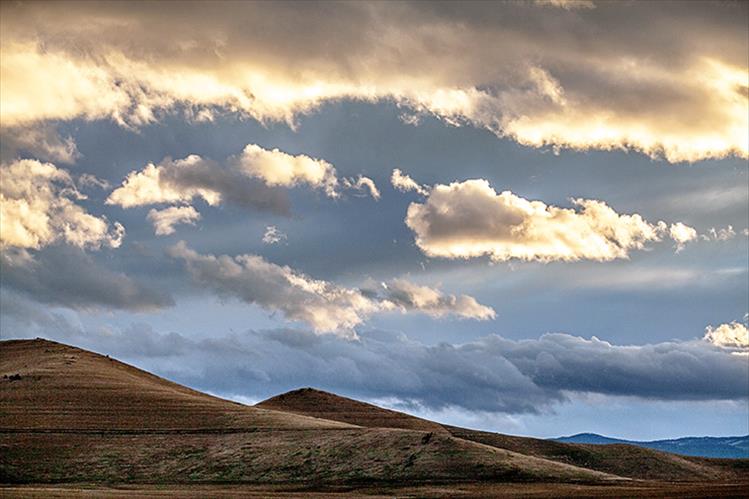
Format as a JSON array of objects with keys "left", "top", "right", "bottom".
[{"left": 3, "top": 292, "right": 746, "bottom": 414}]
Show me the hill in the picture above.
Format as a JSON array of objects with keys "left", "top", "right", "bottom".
[
  {"left": 0, "top": 338, "right": 352, "bottom": 432},
  {"left": 555, "top": 433, "right": 749, "bottom": 459},
  {"left": 257, "top": 387, "right": 749, "bottom": 482},
  {"left": 0, "top": 339, "right": 618, "bottom": 486}
]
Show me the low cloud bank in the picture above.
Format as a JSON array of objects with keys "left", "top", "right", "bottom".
[{"left": 4, "top": 295, "right": 746, "bottom": 414}]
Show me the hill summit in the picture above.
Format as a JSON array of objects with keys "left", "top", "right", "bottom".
[{"left": 257, "top": 387, "right": 445, "bottom": 433}]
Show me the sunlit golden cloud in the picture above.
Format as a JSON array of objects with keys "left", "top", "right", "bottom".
[
  {"left": 404, "top": 178, "right": 698, "bottom": 262},
  {"left": 147, "top": 206, "right": 201, "bottom": 236},
  {"left": 1, "top": 1, "right": 746, "bottom": 163},
  {"left": 106, "top": 144, "right": 378, "bottom": 223},
  {"left": 704, "top": 319, "right": 749, "bottom": 350},
  {"left": 0, "top": 160, "right": 124, "bottom": 250},
  {"left": 232, "top": 144, "right": 340, "bottom": 198},
  {"left": 669, "top": 222, "right": 698, "bottom": 252},
  {"left": 374, "top": 278, "right": 496, "bottom": 321}
]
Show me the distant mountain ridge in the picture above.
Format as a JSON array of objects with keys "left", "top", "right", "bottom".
[{"left": 554, "top": 433, "right": 749, "bottom": 459}]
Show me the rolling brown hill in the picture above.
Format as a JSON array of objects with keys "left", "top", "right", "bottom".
[
  {"left": 0, "top": 339, "right": 352, "bottom": 432},
  {"left": 257, "top": 386, "right": 749, "bottom": 482},
  {"left": 1, "top": 338, "right": 621, "bottom": 486}
]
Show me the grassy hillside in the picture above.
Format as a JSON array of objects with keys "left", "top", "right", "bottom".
[
  {"left": 0, "top": 339, "right": 616, "bottom": 486},
  {"left": 257, "top": 387, "right": 749, "bottom": 482},
  {"left": 0, "top": 339, "right": 351, "bottom": 432}
]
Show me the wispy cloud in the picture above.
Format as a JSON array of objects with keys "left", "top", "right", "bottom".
[
  {"left": 391, "top": 169, "right": 429, "bottom": 196},
  {"left": 167, "top": 242, "right": 495, "bottom": 336}
]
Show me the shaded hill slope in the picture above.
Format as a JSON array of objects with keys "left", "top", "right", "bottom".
[
  {"left": 257, "top": 388, "right": 749, "bottom": 482},
  {"left": 0, "top": 339, "right": 618, "bottom": 485},
  {"left": 555, "top": 433, "right": 749, "bottom": 459}
]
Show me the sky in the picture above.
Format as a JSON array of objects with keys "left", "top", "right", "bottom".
[{"left": 1, "top": 0, "right": 747, "bottom": 440}]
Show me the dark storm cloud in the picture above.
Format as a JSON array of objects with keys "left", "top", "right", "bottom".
[
  {"left": 477, "top": 334, "right": 748, "bottom": 401},
  {"left": 0, "top": 247, "right": 174, "bottom": 311}
]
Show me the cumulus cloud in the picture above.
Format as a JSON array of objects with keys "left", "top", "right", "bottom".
[
  {"left": 704, "top": 320, "right": 749, "bottom": 350},
  {"left": 147, "top": 206, "right": 201, "bottom": 236},
  {"left": 669, "top": 222, "right": 698, "bottom": 252},
  {"left": 404, "top": 178, "right": 691, "bottom": 262},
  {"left": 0, "top": 159, "right": 124, "bottom": 250},
  {"left": 231, "top": 144, "right": 340, "bottom": 197},
  {"left": 108, "top": 155, "right": 220, "bottom": 208},
  {"left": 107, "top": 145, "right": 375, "bottom": 215},
  {"left": 0, "top": 247, "right": 173, "bottom": 311},
  {"left": 167, "top": 242, "right": 494, "bottom": 336},
  {"left": 232, "top": 145, "right": 380, "bottom": 200},
  {"left": 106, "top": 153, "right": 289, "bottom": 214},
  {"left": 1, "top": 2, "right": 745, "bottom": 162},
  {"left": 262, "top": 225, "right": 287, "bottom": 245},
  {"left": 391, "top": 169, "right": 429, "bottom": 196}
]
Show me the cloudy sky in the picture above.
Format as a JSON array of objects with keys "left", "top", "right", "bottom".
[{"left": 1, "top": 0, "right": 747, "bottom": 440}]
